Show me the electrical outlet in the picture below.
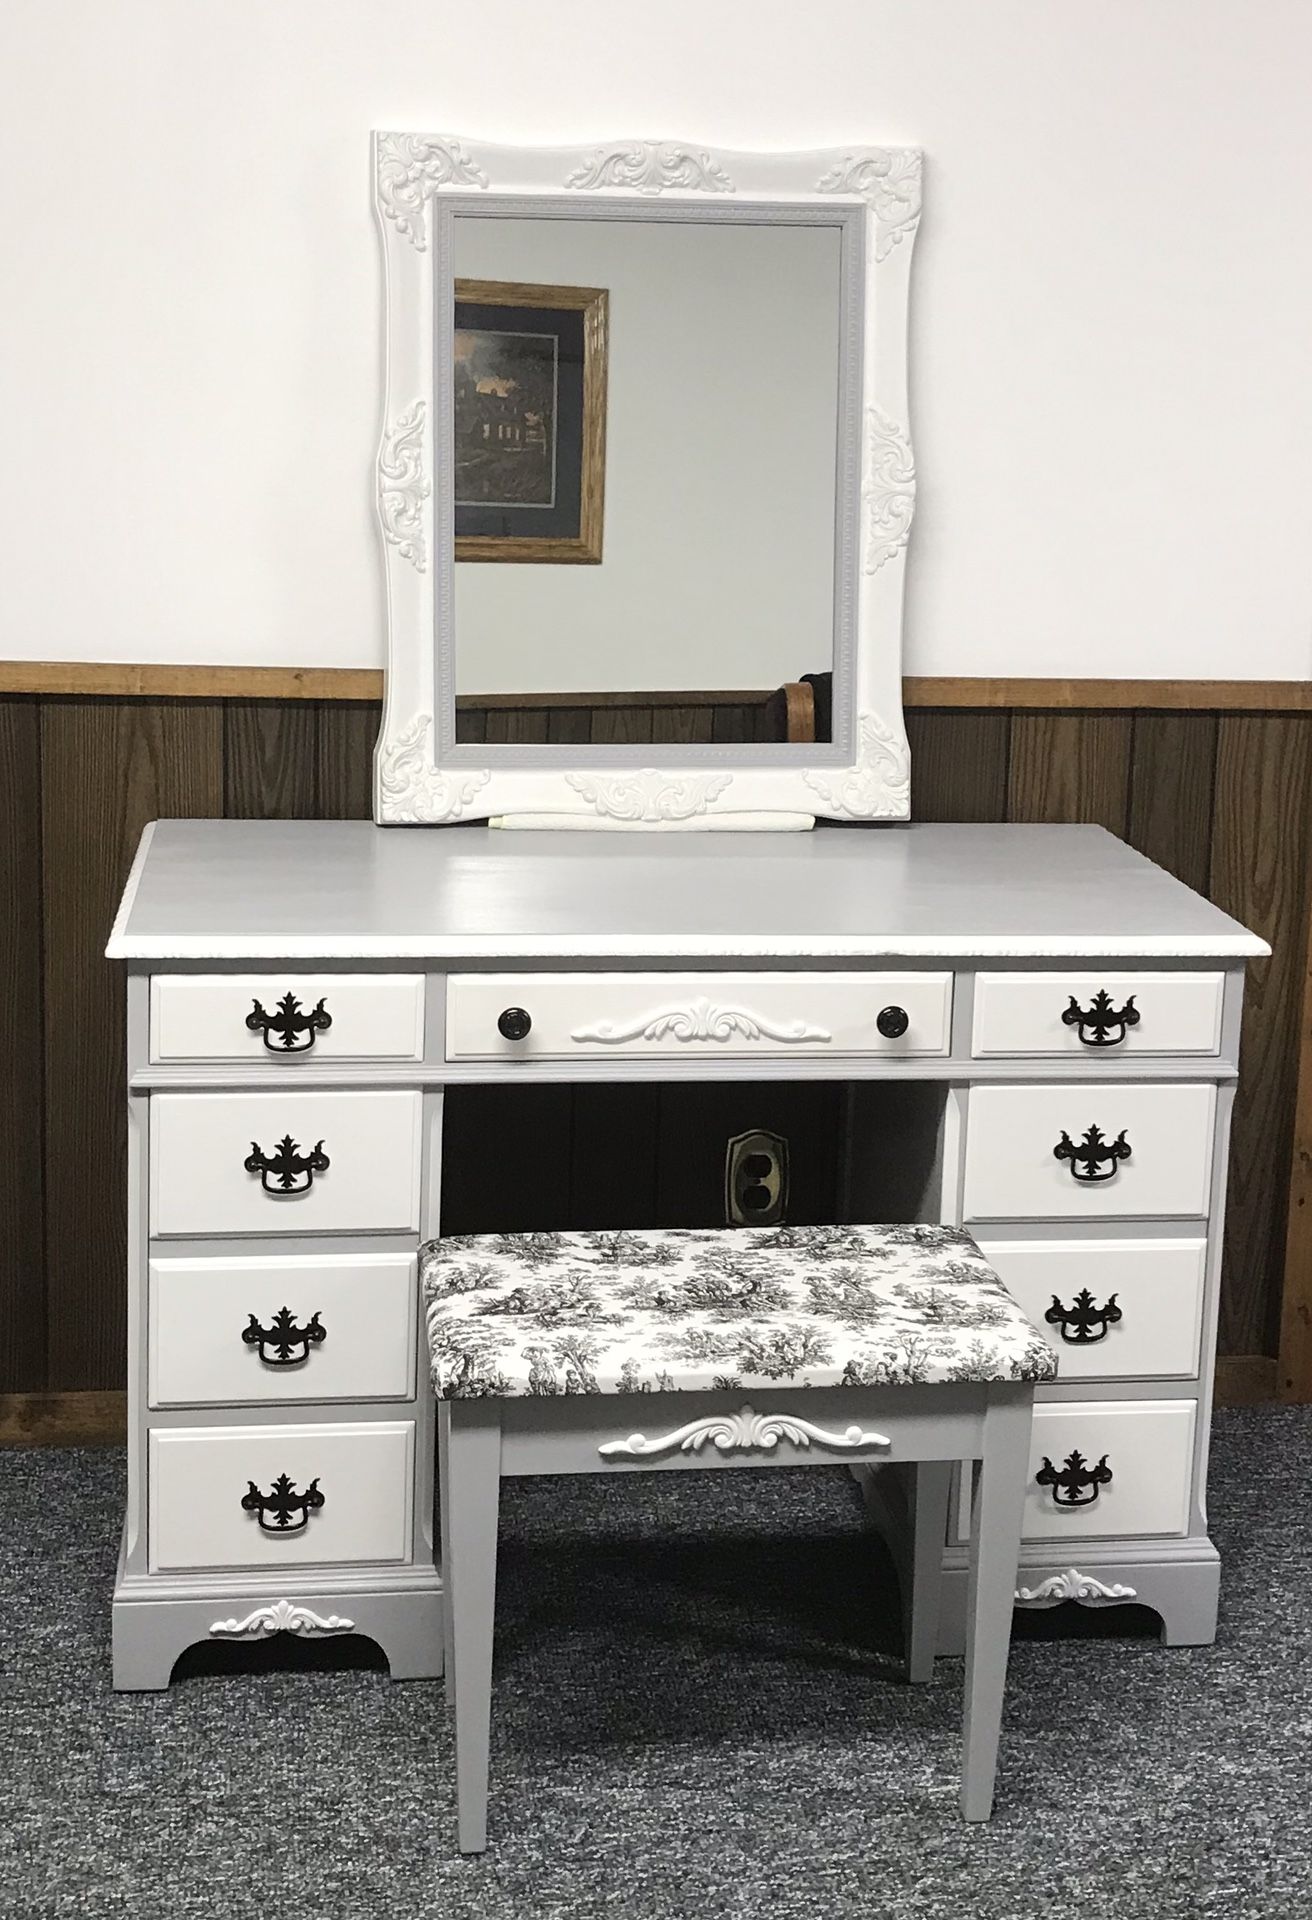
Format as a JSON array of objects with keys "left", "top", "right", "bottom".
[{"left": 725, "top": 1129, "right": 789, "bottom": 1227}]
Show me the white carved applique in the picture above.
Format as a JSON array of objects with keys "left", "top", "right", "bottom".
[
  {"left": 1014, "top": 1569, "right": 1138, "bottom": 1606},
  {"left": 377, "top": 714, "right": 491, "bottom": 823},
  {"left": 598, "top": 1406, "right": 891, "bottom": 1460},
  {"left": 378, "top": 401, "right": 430, "bottom": 573},
  {"left": 803, "top": 711, "right": 911, "bottom": 820},
  {"left": 376, "top": 132, "right": 489, "bottom": 249},
  {"left": 565, "top": 768, "right": 734, "bottom": 824},
  {"left": 210, "top": 1600, "right": 355, "bottom": 1639},
  {"left": 571, "top": 997, "right": 831, "bottom": 1046},
  {"left": 565, "top": 142, "right": 735, "bottom": 196},
  {"left": 816, "top": 148, "right": 922, "bottom": 262},
  {"left": 863, "top": 407, "right": 915, "bottom": 575}
]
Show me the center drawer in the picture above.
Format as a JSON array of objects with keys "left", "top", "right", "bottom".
[
  {"left": 148, "top": 1420, "right": 414, "bottom": 1571},
  {"left": 445, "top": 971, "right": 953, "bottom": 1060},
  {"left": 149, "top": 1090, "right": 424, "bottom": 1237}
]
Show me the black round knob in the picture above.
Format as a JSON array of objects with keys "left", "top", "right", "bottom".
[
  {"left": 876, "top": 1005, "right": 910, "bottom": 1039},
  {"left": 497, "top": 1006, "right": 532, "bottom": 1042}
]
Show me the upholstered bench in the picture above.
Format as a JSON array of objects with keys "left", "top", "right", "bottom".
[{"left": 421, "top": 1223, "right": 1057, "bottom": 1852}]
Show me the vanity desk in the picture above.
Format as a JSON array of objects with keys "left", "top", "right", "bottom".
[
  {"left": 104, "top": 129, "right": 1264, "bottom": 1687},
  {"left": 107, "top": 815, "right": 1264, "bottom": 1686}
]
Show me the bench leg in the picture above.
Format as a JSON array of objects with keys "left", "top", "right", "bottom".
[
  {"left": 906, "top": 1461, "right": 952, "bottom": 1683},
  {"left": 443, "top": 1402, "right": 502, "bottom": 1854},
  {"left": 961, "top": 1393, "right": 1032, "bottom": 1821},
  {"left": 437, "top": 1401, "right": 455, "bottom": 1703}
]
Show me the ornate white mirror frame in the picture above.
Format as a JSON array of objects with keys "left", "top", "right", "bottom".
[{"left": 372, "top": 134, "right": 920, "bottom": 829}]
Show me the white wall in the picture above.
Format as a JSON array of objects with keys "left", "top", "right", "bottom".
[
  {"left": 452, "top": 215, "right": 841, "bottom": 694},
  {"left": 1, "top": 0, "right": 1309, "bottom": 681}
]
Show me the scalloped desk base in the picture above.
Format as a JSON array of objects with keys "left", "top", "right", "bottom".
[
  {"left": 933, "top": 1542, "right": 1221, "bottom": 1653},
  {"left": 111, "top": 1534, "right": 444, "bottom": 1691}
]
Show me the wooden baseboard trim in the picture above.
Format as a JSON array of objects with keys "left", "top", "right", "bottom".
[
  {"left": 1214, "top": 1356, "right": 1279, "bottom": 1407},
  {"left": 0, "top": 1390, "right": 127, "bottom": 1446},
  {"left": 1, "top": 661, "right": 1309, "bottom": 710},
  {"left": 0, "top": 1363, "right": 1276, "bottom": 1442}
]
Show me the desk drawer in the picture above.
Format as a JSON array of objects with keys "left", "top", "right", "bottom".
[
  {"left": 149, "top": 1253, "right": 417, "bottom": 1407},
  {"left": 962, "top": 1084, "right": 1215, "bottom": 1221},
  {"left": 148, "top": 1420, "right": 414, "bottom": 1571},
  {"left": 445, "top": 972, "right": 952, "bottom": 1060},
  {"left": 150, "top": 1090, "right": 424, "bottom": 1236},
  {"left": 971, "top": 971, "right": 1224, "bottom": 1058},
  {"left": 1022, "top": 1400, "right": 1196, "bottom": 1542},
  {"left": 972, "top": 1236, "right": 1207, "bottom": 1380},
  {"left": 150, "top": 974, "right": 425, "bottom": 1064}
]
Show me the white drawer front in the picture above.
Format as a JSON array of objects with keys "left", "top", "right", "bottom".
[
  {"left": 971, "top": 971, "right": 1224, "bottom": 1058},
  {"left": 150, "top": 1090, "right": 424, "bottom": 1236},
  {"left": 149, "top": 1253, "right": 417, "bottom": 1407},
  {"left": 148, "top": 1420, "right": 414, "bottom": 1571},
  {"left": 973, "top": 1237, "right": 1207, "bottom": 1380},
  {"left": 150, "top": 973, "right": 425, "bottom": 1063},
  {"left": 445, "top": 971, "right": 953, "bottom": 1060},
  {"left": 1022, "top": 1399, "right": 1196, "bottom": 1542},
  {"left": 962, "top": 1084, "right": 1215, "bottom": 1221}
]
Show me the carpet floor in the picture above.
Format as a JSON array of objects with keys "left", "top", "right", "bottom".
[{"left": 1, "top": 1407, "right": 1309, "bottom": 1919}]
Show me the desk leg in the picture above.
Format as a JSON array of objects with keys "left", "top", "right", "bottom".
[
  {"left": 961, "top": 1391, "right": 1032, "bottom": 1821},
  {"left": 907, "top": 1462, "right": 952, "bottom": 1684},
  {"left": 444, "top": 1402, "right": 503, "bottom": 1855}
]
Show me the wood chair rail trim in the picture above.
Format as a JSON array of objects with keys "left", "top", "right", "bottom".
[{"left": 0, "top": 662, "right": 1309, "bottom": 710}]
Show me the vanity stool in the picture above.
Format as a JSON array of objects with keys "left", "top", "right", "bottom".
[{"left": 422, "top": 1223, "right": 1057, "bottom": 1851}]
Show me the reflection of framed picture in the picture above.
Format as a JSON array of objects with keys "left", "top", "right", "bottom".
[{"left": 453, "top": 279, "right": 608, "bottom": 564}]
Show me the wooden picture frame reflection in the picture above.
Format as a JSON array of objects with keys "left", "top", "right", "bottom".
[{"left": 453, "top": 279, "right": 608, "bottom": 564}]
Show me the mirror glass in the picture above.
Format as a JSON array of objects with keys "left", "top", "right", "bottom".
[{"left": 449, "top": 211, "right": 844, "bottom": 745}]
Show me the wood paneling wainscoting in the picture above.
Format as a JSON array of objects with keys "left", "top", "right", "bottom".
[{"left": 2, "top": 676, "right": 1309, "bottom": 1440}]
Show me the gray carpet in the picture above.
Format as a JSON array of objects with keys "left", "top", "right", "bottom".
[{"left": 1, "top": 1408, "right": 1308, "bottom": 1919}]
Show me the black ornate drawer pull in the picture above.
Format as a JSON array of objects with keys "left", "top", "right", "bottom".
[
  {"left": 497, "top": 1007, "right": 532, "bottom": 1041},
  {"left": 1062, "top": 989, "right": 1140, "bottom": 1047},
  {"left": 243, "top": 1307, "right": 326, "bottom": 1365},
  {"left": 244, "top": 1135, "right": 330, "bottom": 1195},
  {"left": 1046, "top": 1289, "right": 1122, "bottom": 1344},
  {"left": 876, "top": 1005, "right": 909, "bottom": 1039},
  {"left": 1053, "top": 1124, "right": 1131, "bottom": 1183},
  {"left": 1036, "top": 1449, "right": 1113, "bottom": 1508},
  {"left": 242, "top": 1473, "right": 324, "bottom": 1533},
  {"left": 247, "top": 992, "right": 332, "bottom": 1053}
]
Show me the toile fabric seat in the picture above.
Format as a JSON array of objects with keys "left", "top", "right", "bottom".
[{"left": 421, "top": 1222, "right": 1057, "bottom": 1852}]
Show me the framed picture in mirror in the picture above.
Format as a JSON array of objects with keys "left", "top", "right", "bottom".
[
  {"left": 454, "top": 279, "right": 608, "bottom": 563},
  {"left": 373, "top": 134, "right": 920, "bottom": 828}
]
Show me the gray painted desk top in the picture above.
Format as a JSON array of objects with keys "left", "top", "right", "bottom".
[{"left": 108, "top": 820, "right": 1266, "bottom": 961}]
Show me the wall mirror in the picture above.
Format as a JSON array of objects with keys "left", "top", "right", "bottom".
[{"left": 373, "top": 135, "right": 920, "bottom": 828}]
